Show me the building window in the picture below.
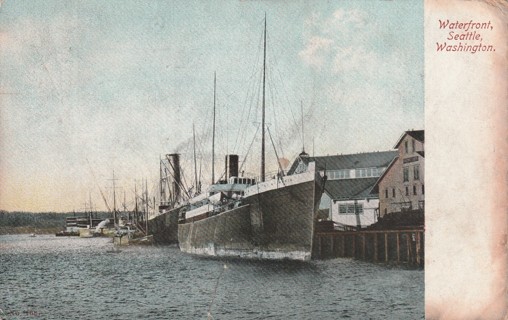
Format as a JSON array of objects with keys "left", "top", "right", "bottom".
[
  {"left": 392, "top": 188, "right": 395, "bottom": 197},
  {"left": 405, "top": 186, "right": 409, "bottom": 196},
  {"left": 412, "top": 139, "right": 415, "bottom": 153},
  {"left": 355, "top": 168, "right": 366, "bottom": 178},
  {"left": 403, "top": 167, "right": 409, "bottom": 182},
  {"left": 404, "top": 140, "right": 408, "bottom": 154},
  {"left": 414, "top": 165, "right": 420, "bottom": 180},
  {"left": 385, "top": 189, "right": 388, "bottom": 198},
  {"left": 422, "top": 184, "right": 425, "bottom": 195},
  {"left": 413, "top": 185, "right": 417, "bottom": 195},
  {"left": 329, "top": 169, "right": 350, "bottom": 180},
  {"left": 354, "top": 167, "right": 383, "bottom": 178},
  {"left": 338, "top": 203, "right": 363, "bottom": 215}
]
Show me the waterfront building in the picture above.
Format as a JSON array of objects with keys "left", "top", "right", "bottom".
[
  {"left": 372, "top": 130, "right": 425, "bottom": 217},
  {"left": 287, "top": 150, "right": 397, "bottom": 229}
]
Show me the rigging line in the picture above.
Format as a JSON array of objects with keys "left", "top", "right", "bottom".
[
  {"left": 233, "top": 24, "right": 265, "bottom": 154},
  {"left": 239, "top": 124, "right": 261, "bottom": 174},
  {"left": 246, "top": 72, "right": 262, "bottom": 152},
  {"left": 164, "top": 158, "right": 191, "bottom": 201},
  {"left": 85, "top": 158, "right": 112, "bottom": 212},
  {"left": 276, "top": 78, "right": 296, "bottom": 133},
  {"left": 267, "top": 126, "right": 286, "bottom": 179},
  {"left": 271, "top": 62, "right": 296, "bottom": 121},
  {"left": 266, "top": 69, "right": 286, "bottom": 159},
  {"left": 233, "top": 67, "right": 261, "bottom": 155},
  {"left": 218, "top": 102, "right": 230, "bottom": 156},
  {"left": 180, "top": 167, "right": 192, "bottom": 198},
  {"left": 217, "top": 74, "right": 257, "bottom": 106},
  {"left": 267, "top": 68, "right": 291, "bottom": 160},
  {"left": 196, "top": 133, "right": 208, "bottom": 187},
  {"left": 272, "top": 54, "right": 299, "bottom": 130},
  {"left": 232, "top": 66, "right": 261, "bottom": 154},
  {"left": 265, "top": 31, "right": 299, "bottom": 130}
]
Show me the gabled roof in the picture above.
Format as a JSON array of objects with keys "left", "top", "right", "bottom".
[
  {"left": 324, "top": 178, "right": 380, "bottom": 200},
  {"left": 394, "top": 130, "right": 424, "bottom": 149},
  {"left": 370, "top": 156, "right": 399, "bottom": 194},
  {"left": 287, "top": 150, "right": 398, "bottom": 175}
]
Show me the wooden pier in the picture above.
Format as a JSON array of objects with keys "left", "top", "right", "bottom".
[{"left": 313, "top": 229, "right": 424, "bottom": 267}]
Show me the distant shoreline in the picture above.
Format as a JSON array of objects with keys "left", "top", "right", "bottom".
[{"left": 0, "top": 226, "right": 61, "bottom": 235}]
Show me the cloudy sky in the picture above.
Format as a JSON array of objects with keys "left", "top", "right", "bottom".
[{"left": 0, "top": 0, "right": 423, "bottom": 212}]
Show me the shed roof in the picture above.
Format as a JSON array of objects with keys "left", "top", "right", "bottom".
[
  {"left": 287, "top": 150, "right": 398, "bottom": 175},
  {"left": 324, "top": 177, "right": 380, "bottom": 200}
]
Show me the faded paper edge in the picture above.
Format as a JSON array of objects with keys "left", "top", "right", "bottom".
[{"left": 425, "top": 0, "right": 508, "bottom": 319}]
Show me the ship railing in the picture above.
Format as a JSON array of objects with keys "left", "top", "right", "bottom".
[
  {"left": 208, "top": 199, "right": 243, "bottom": 218},
  {"left": 248, "top": 169, "right": 283, "bottom": 185}
]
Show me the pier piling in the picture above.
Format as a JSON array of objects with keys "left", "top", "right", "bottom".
[{"left": 314, "top": 229, "right": 424, "bottom": 267}]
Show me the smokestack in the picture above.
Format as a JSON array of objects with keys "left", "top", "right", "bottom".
[
  {"left": 167, "top": 153, "right": 181, "bottom": 202},
  {"left": 225, "top": 154, "right": 239, "bottom": 180}
]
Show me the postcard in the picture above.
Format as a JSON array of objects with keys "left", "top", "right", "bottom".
[{"left": 0, "top": 0, "right": 506, "bottom": 319}]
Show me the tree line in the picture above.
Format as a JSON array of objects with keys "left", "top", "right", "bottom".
[{"left": 0, "top": 210, "right": 111, "bottom": 228}]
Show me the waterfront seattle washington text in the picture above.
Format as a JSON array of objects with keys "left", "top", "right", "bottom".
[{"left": 436, "top": 19, "right": 495, "bottom": 54}]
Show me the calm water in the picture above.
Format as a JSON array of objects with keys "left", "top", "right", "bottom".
[{"left": 0, "top": 235, "right": 423, "bottom": 319}]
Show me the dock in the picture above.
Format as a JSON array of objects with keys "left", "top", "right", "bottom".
[{"left": 313, "top": 229, "right": 424, "bottom": 267}]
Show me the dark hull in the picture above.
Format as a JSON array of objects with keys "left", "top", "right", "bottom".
[
  {"left": 147, "top": 208, "right": 180, "bottom": 244},
  {"left": 178, "top": 173, "right": 323, "bottom": 260}
]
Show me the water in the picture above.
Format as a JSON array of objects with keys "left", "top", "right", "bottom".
[{"left": 0, "top": 235, "right": 423, "bottom": 319}]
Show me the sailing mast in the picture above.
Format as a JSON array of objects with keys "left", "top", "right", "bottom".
[
  {"left": 193, "top": 124, "right": 199, "bottom": 194},
  {"left": 301, "top": 101, "right": 305, "bottom": 153},
  {"left": 134, "top": 183, "right": 138, "bottom": 228},
  {"left": 159, "top": 155, "right": 164, "bottom": 207},
  {"left": 212, "top": 72, "right": 217, "bottom": 185},
  {"left": 145, "top": 179, "right": 149, "bottom": 235},
  {"left": 87, "top": 192, "right": 92, "bottom": 227},
  {"left": 123, "top": 190, "right": 128, "bottom": 222},
  {"left": 112, "top": 170, "right": 117, "bottom": 226},
  {"left": 261, "top": 14, "right": 267, "bottom": 182}
]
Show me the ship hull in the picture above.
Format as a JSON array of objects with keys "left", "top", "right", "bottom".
[
  {"left": 147, "top": 207, "right": 180, "bottom": 244},
  {"left": 178, "top": 172, "right": 323, "bottom": 261}
]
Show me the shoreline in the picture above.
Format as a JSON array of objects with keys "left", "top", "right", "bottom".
[{"left": 0, "top": 226, "right": 61, "bottom": 235}]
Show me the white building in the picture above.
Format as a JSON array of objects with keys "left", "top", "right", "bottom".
[{"left": 288, "top": 150, "right": 397, "bottom": 229}]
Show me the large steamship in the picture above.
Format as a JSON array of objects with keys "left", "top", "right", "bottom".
[
  {"left": 147, "top": 153, "right": 183, "bottom": 244},
  {"left": 178, "top": 154, "right": 325, "bottom": 261},
  {"left": 176, "top": 17, "right": 326, "bottom": 261}
]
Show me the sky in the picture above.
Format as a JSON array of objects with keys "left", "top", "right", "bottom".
[{"left": 0, "top": 0, "right": 423, "bottom": 212}]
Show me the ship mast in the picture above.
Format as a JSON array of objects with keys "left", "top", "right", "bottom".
[
  {"left": 145, "top": 179, "right": 149, "bottom": 234},
  {"left": 261, "top": 14, "right": 267, "bottom": 182},
  {"left": 193, "top": 124, "right": 199, "bottom": 194},
  {"left": 112, "top": 170, "right": 117, "bottom": 225},
  {"left": 212, "top": 72, "right": 216, "bottom": 185},
  {"left": 301, "top": 100, "right": 305, "bottom": 153},
  {"left": 159, "top": 155, "right": 165, "bottom": 207},
  {"left": 134, "top": 183, "right": 138, "bottom": 227},
  {"left": 88, "top": 192, "right": 92, "bottom": 227}
]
